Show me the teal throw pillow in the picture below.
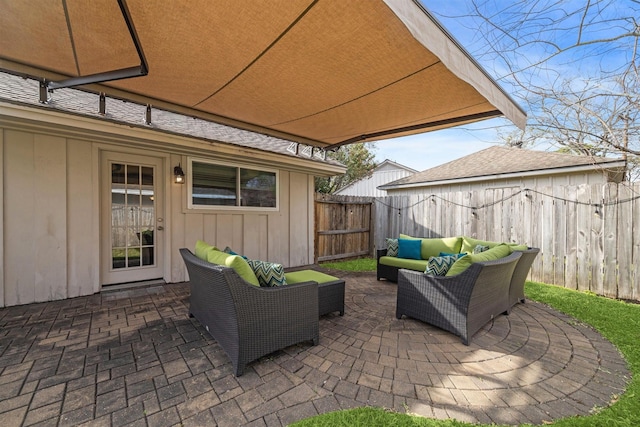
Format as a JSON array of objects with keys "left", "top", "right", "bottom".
[
  {"left": 425, "top": 255, "right": 458, "bottom": 276},
  {"left": 439, "top": 252, "right": 467, "bottom": 258},
  {"left": 398, "top": 238, "right": 422, "bottom": 260},
  {"left": 247, "top": 259, "right": 287, "bottom": 287},
  {"left": 223, "top": 246, "right": 248, "bottom": 259},
  {"left": 386, "top": 238, "right": 399, "bottom": 257}
]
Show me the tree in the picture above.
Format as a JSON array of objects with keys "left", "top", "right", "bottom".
[
  {"left": 433, "top": 0, "right": 640, "bottom": 180},
  {"left": 315, "top": 143, "right": 377, "bottom": 193}
]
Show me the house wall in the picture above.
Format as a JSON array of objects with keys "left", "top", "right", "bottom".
[
  {"left": 0, "top": 114, "right": 319, "bottom": 307},
  {"left": 336, "top": 168, "right": 414, "bottom": 197},
  {"left": 385, "top": 171, "right": 614, "bottom": 197}
]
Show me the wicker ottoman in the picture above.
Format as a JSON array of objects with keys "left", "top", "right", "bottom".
[{"left": 285, "top": 270, "right": 345, "bottom": 316}]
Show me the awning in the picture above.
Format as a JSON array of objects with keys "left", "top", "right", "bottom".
[{"left": 0, "top": 0, "right": 526, "bottom": 149}]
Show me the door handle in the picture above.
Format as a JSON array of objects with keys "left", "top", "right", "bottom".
[{"left": 157, "top": 226, "right": 164, "bottom": 231}]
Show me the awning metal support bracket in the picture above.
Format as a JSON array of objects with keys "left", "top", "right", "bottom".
[{"left": 39, "top": 0, "right": 148, "bottom": 104}]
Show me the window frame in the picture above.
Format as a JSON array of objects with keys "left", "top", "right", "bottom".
[{"left": 187, "top": 157, "right": 279, "bottom": 211}]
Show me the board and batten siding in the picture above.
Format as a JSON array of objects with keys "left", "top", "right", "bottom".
[{"left": 0, "top": 122, "right": 319, "bottom": 307}]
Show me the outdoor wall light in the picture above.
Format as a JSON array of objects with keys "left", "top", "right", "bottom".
[{"left": 174, "top": 163, "right": 185, "bottom": 184}]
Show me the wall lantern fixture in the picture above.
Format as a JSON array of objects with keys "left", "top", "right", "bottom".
[{"left": 174, "top": 163, "right": 185, "bottom": 184}]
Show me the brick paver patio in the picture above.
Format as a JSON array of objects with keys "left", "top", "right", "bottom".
[{"left": 0, "top": 270, "right": 630, "bottom": 426}]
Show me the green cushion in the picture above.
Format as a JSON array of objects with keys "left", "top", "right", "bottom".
[
  {"left": 446, "top": 244, "right": 511, "bottom": 277},
  {"left": 399, "top": 234, "right": 462, "bottom": 259},
  {"left": 379, "top": 256, "right": 428, "bottom": 271},
  {"left": 509, "top": 244, "right": 529, "bottom": 251},
  {"left": 207, "top": 249, "right": 260, "bottom": 286},
  {"left": 195, "top": 240, "right": 218, "bottom": 261},
  {"left": 285, "top": 270, "right": 339, "bottom": 284},
  {"left": 460, "top": 237, "right": 501, "bottom": 254}
]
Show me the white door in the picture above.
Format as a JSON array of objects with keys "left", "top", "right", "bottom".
[{"left": 101, "top": 152, "right": 165, "bottom": 285}]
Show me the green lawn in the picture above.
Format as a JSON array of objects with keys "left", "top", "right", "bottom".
[{"left": 298, "top": 258, "right": 640, "bottom": 427}]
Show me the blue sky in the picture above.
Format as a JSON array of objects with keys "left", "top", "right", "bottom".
[{"left": 375, "top": 0, "right": 635, "bottom": 171}]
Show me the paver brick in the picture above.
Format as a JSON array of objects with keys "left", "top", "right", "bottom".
[{"left": 0, "top": 277, "right": 632, "bottom": 427}]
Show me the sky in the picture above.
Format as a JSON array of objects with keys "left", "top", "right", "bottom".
[
  {"left": 374, "top": 0, "right": 635, "bottom": 172},
  {"left": 373, "top": 1, "right": 524, "bottom": 171}
]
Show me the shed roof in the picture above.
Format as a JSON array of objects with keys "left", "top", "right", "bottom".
[
  {"left": 380, "top": 146, "right": 627, "bottom": 189},
  {"left": 0, "top": 0, "right": 525, "bottom": 148}
]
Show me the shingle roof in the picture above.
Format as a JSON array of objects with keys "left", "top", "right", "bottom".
[
  {"left": 0, "top": 71, "right": 343, "bottom": 167},
  {"left": 382, "top": 145, "right": 626, "bottom": 187}
]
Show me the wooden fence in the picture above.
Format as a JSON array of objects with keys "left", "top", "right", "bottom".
[
  {"left": 374, "top": 182, "right": 640, "bottom": 301},
  {"left": 314, "top": 194, "right": 374, "bottom": 262}
]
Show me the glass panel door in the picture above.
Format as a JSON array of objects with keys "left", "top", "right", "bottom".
[
  {"left": 101, "top": 152, "right": 164, "bottom": 286},
  {"left": 110, "top": 163, "right": 156, "bottom": 269}
]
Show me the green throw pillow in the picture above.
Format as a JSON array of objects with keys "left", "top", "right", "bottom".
[
  {"left": 207, "top": 249, "right": 260, "bottom": 286},
  {"left": 195, "top": 240, "right": 218, "bottom": 261},
  {"left": 446, "top": 244, "right": 511, "bottom": 276},
  {"left": 247, "top": 259, "right": 287, "bottom": 287},
  {"left": 460, "top": 237, "right": 502, "bottom": 254}
]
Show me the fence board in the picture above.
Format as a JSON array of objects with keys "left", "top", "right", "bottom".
[
  {"left": 633, "top": 188, "right": 640, "bottom": 301},
  {"left": 553, "top": 186, "right": 567, "bottom": 286},
  {"left": 603, "top": 184, "right": 619, "bottom": 298},
  {"left": 590, "top": 184, "right": 604, "bottom": 295},
  {"left": 328, "top": 183, "right": 639, "bottom": 300},
  {"left": 564, "top": 185, "right": 578, "bottom": 289},
  {"left": 576, "top": 185, "right": 592, "bottom": 292}
]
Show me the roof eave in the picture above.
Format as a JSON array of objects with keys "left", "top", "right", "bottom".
[{"left": 379, "top": 161, "right": 628, "bottom": 190}]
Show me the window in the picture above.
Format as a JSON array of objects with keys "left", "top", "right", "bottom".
[{"left": 189, "top": 159, "right": 278, "bottom": 209}]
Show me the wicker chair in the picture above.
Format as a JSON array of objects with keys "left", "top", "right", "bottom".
[
  {"left": 179, "top": 248, "right": 319, "bottom": 376},
  {"left": 507, "top": 247, "right": 540, "bottom": 312},
  {"left": 396, "top": 251, "right": 521, "bottom": 345}
]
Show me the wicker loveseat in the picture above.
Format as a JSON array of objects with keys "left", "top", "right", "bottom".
[
  {"left": 180, "top": 248, "right": 319, "bottom": 376},
  {"left": 396, "top": 251, "right": 522, "bottom": 345}
]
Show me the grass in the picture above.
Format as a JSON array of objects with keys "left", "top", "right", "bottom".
[
  {"left": 293, "top": 258, "right": 640, "bottom": 427},
  {"left": 320, "top": 257, "right": 377, "bottom": 272}
]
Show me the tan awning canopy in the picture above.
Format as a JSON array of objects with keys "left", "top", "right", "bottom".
[{"left": 0, "top": 0, "right": 526, "bottom": 148}]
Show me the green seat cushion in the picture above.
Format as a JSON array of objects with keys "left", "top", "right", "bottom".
[
  {"left": 285, "top": 270, "right": 339, "bottom": 284},
  {"left": 446, "top": 244, "right": 511, "bottom": 276},
  {"left": 207, "top": 249, "right": 260, "bottom": 286},
  {"left": 379, "top": 256, "right": 428, "bottom": 272},
  {"left": 399, "top": 234, "right": 462, "bottom": 259},
  {"left": 195, "top": 240, "right": 218, "bottom": 261}
]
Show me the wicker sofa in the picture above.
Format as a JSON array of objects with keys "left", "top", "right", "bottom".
[
  {"left": 396, "top": 251, "right": 522, "bottom": 345},
  {"left": 180, "top": 248, "right": 319, "bottom": 376},
  {"left": 377, "top": 235, "right": 539, "bottom": 309}
]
